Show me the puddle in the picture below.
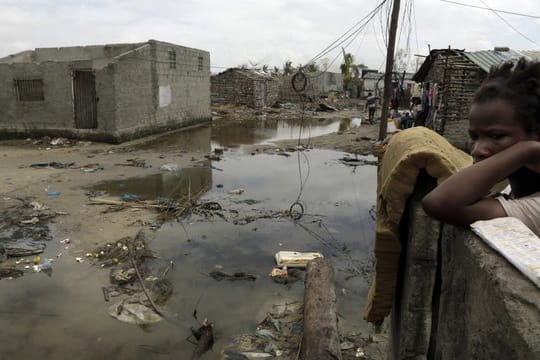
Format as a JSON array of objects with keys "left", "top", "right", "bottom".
[
  {"left": 0, "top": 147, "right": 377, "bottom": 358},
  {"left": 212, "top": 117, "right": 362, "bottom": 149},
  {"left": 87, "top": 163, "right": 213, "bottom": 201}
]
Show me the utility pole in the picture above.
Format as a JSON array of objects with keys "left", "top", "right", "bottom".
[{"left": 378, "top": 0, "right": 401, "bottom": 141}]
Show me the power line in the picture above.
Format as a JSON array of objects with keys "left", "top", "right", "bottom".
[
  {"left": 307, "top": 0, "right": 388, "bottom": 65},
  {"left": 477, "top": 0, "right": 540, "bottom": 48},
  {"left": 440, "top": 0, "right": 540, "bottom": 19}
]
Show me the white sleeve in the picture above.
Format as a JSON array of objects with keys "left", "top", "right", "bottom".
[{"left": 496, "top": 192, "right": 540, "bottom": 237}]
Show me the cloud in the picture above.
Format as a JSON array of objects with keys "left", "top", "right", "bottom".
[{"left": 0, "top": 0, "right": 538, "bottom": 72}]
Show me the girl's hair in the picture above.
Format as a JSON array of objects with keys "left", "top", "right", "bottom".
[{"left": 474, "top": 57, "right": 540, "bottom": 132}]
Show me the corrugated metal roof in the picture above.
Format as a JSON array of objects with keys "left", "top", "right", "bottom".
[
  {"left": 521, "top": 50, "right": 540, "bottom": 61},
  {"left": 463, "top": 50, "right": 524, "bottom": 73}
]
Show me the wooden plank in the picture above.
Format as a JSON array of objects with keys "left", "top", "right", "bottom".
[{"left": 300, "top": 258, "right": 342, "bottom": 360}]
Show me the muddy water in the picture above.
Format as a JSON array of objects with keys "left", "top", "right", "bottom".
[
  {"left": 211, "top": 117, "right": 362, "bottom": 149},
  {"left": 0, "top": 120, "right": 376, "bottom": 359}
]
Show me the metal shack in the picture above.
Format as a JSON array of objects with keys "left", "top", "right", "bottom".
[{"left": 0, "top": 40, "right": 211, "bottom": 143}]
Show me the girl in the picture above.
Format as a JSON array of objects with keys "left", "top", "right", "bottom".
[{"left": 422, "top": 58, "right": 540, "bottom": 236}]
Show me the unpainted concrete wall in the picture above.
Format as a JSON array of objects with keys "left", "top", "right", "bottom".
[
  {"left": 0, "top": 43, "right": 144, "bottom": 64},
  {"left": 113, "top": 41, "right": 210, "bottom": 138},
  {"left": 152, "top": 42, "right": 210, "bottom": 126},
  {"left": 0, "top": 62, "right": 77, "bottom": 130},
  {"left": 0, "top": 60, "right": 116, "bottom": 135},
  {"left": 0, "top": 41, "right": 211, "bottom": 142},
  {"left": 389, "top": 176, "right": 540, "bottom": 360}
]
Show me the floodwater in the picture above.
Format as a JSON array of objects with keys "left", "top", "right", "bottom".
[
  {"left": 211, "top": 117, "right": 362, "bottom": 149},
  {"left": 0, "top": 118, "right": 377, "bottom": 359}
]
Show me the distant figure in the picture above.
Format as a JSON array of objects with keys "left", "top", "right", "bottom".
[
  {"left": 400, "top": 112, "right": 414, "bottom": 129},
  {"left": 366, "top": 92, "right": 378, "bottom": 124}
]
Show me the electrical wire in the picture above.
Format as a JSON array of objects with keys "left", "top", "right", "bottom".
[
  {"left": 477, "top": 0, "right": 540, "bottom": 48},
  {"left": 440, "top": 0, "right": 540, "bottom": 18},
  {"left": 306, "top": 0, "right": 388, "bottom": 65}
]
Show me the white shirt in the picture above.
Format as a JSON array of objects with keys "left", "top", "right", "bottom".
[{"left": 497, "top": 190, "right": 540, "bottom": 237}]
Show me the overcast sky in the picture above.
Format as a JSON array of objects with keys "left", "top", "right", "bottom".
[{"left": 0, "top": 0, "right": 539, "bottom": 73}]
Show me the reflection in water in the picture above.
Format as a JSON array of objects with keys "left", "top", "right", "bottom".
[
  {"left": 88, "top": 164, "right": 212, "bottom": 201},
  {"left": 212, "top": 117, "right": 362, "bottom": 148},
  {"left": 0, "top": 147, "right": 376, "bottom": 359},
  {"left": 133, "top": 126, "right": 212, "bottom": 153}
]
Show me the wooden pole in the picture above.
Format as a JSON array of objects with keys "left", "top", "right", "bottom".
[
  {"left": 378, "top": 0, "right": 401, "bottom": 141},
  {"left": 300, "top": 258, "right": 342, "bottom": 360}
]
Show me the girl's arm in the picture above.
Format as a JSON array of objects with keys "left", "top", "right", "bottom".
[{"left": 422, "top": 141, "right": 540, "bottom": 225}]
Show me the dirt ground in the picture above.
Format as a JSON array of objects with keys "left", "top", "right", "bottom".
[
  {"left": 0, "top": 101, "right": 385, "bottom": 359},
  {"left": 1, "top": 99, "right": 380, "bottom": 254}
]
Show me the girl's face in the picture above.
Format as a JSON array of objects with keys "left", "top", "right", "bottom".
[{"left": 468, "top": 98, "right": 538, "bottom": 163}]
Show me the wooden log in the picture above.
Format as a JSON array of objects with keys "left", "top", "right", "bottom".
[{"left": 300, "top": 258, "right": 342, "bottom": 360}]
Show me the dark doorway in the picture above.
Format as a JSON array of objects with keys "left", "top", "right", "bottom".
[{"left": 73, "top": 70, "right": 97, "bottom": 129}]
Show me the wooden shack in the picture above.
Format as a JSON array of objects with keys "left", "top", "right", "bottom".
[{"left": 413, "top": 47, "right": 525, "bottom": 150}]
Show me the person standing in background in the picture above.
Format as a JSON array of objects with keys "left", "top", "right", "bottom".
[{"left": 366, "top": 92, "right": 378, "bottom": 124}]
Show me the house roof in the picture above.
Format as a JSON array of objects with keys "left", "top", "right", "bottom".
[
  {"left": 521, "top": 50, "right": 540, "bottom": 61},
  {"left": 463, "top": 49, "right": 524, "bottom": 73},
  {"left": 413, "top": 48, "right": 530, "bottom": 82},
  {"left": 215, "top": 68, "right": 275, "bottom": 80},
  {"left": 412, "top": 48, "right": 463, "bottom": 82}
]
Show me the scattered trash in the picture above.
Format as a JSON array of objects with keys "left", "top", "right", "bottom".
[
  {"left": 209, "top": 268, "right": 257, "bottom": 282},
  {"left": 149, "top": 222, "right": 161, "bottom": 230},
  {"left": 274, "top": 251, "right": 323, "bottom": 268},
  {"left": 85, "top": 190, "right": 107, "bottom": 198},
  {"left": 159, "top": 163, "right": 181, "bottom": 172},
  {"left": 4, "top": 240, "right": 46, "bottom": 257},
  {"left": 276, "top": 152, "right": 291, "bottom": 157},
  {"left": 20, "top": 217, "right": 39, "bottom": 225},
  {"left": 47, "top": 190, "right": 61, "bottom": 197},
  {"left": 60, "top": 238, "right": 71, "bottom": 245},
  {"left": 231, "top": 199, "right": 261, "bottom": 205},
  {"left": 316, "top": 102, "right": 338, "bottom": 112},
  {"left": 115, "top": 158, "right": 152, "bottom": 168},
  {"left": 108, "top": 301, "right": 163, "bottom": 325},
  {"left": 269, "top": 266, "right": 303, "bottom": 285},
  {"left": 29, "top": 201, "right": 48, "bottom": 211},
  {"left": 50, "top": 137, "right": 68, "bottom": 146},
  {"left": 110, "top": 267, "right": 136, "bottom": 285},
  {"left": 120, "top": 194, "right": 140, "bottom": 202},
  {"left": 255, "top": 328, "right": 277, "bottom": 340},
  {"left": 32, "top": 258, "right": 53, "bottom": 276},
  {"left": 75, "top": 257, "right": 84, "bottom": 263},
  {"left": 339, "top": 157, "right": 378, "bottom": 167},
  {"left": 352, "top": 117, "right": 363, "bottom": 126},
  {"left": 30, "top": 162, "right": 76, "bottom": 169},
  {"left": 190, "top": 318, "right": 215, "bottom": 359},
  {"left": 80, "top": 163, "right": 104, "bottom": 173},
  {"left": 0, "top": 267, "right": 24, "bottom": 279},
  {"left": 228, "top": 188, "right": 245, "bottom": 195}
]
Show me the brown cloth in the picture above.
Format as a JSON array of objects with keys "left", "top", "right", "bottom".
[{"left": 363, "top": 127, "right": 472, "bottom": 323}]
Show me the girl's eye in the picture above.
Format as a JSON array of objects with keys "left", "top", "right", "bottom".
[{"left": 489, "top": 133, "right": 505, "bottom": 140}]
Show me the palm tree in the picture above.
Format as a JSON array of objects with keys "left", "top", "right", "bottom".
[{"left": 340, "top": 52, "right": 355, "bottom": 89}]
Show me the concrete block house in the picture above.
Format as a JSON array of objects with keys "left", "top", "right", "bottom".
[
  {"left": 0, "top": 40, "right": 211, "bottom": 142},
  {"left": 211, "top": 68, "right": 279, "bottom": 108}
]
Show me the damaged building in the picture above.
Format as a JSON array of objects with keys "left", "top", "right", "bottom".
[
  {"left": 413, "top": 47, "right": 527, "bottom": 149},
  {"left": 211, "top": 68, "right": 279, "bottom": 108},
  {"left": 0, "top": 40, "right": 211, "bottom": 143}
]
